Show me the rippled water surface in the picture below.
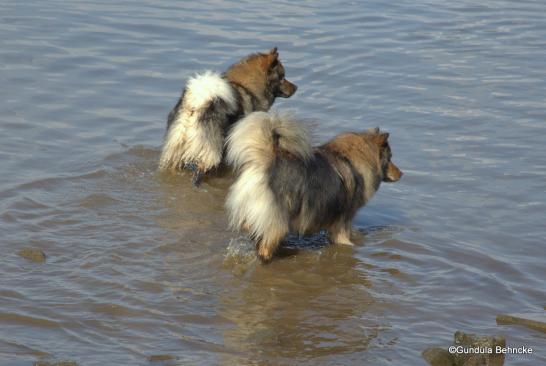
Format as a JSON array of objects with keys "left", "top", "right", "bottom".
[{"left": 1, "top": 1, "right": 545, "bottom": 365}]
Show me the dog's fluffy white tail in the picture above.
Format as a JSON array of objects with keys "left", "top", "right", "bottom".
[
  {"left": 226, "top": 111, "right": 311, "bottom": 171},
  {"left": 159, "top": 71, "right": 237, "bottom": 171},
  {"left": 225, "top": 111, "right": 311, "bottom": 241}
]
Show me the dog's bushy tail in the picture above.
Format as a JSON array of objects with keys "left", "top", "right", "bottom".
[
  {"left": 226, "top": 111, "right": 311, "bottom": 171},
  {"left": 225, "top": 111, "right": 311, "bottom": 243},
  {"left": 159, "top": 71, "right": 237, "bottom": 172}
]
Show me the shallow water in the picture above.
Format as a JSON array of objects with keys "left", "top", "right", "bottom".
[{"left": 1, "top": 0, "right": 545, "bottom": 365}]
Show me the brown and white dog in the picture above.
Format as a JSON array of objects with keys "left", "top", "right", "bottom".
[
  {"left": 225, "top": 112, "right": 403, "bottom": 262},
  {"left": 159, "top": 48, "right": 297, "bottom": 185}
]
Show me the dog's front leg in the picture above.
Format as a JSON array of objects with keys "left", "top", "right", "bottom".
[{"left": 328, "top": 220, "right": 355, "bottom": 246}]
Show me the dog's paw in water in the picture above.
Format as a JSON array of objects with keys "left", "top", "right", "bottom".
[{"left": 257, "top": 244, "right": 274, "bottom": 264}]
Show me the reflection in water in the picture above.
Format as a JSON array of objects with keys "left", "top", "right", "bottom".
[{"left": 220, "top": 243, "right": 384, "bottom": 365}]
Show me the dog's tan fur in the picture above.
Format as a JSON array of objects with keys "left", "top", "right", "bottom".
[
  {"left": 226, "top": 112, "right": 403, "bottom": 262},
  {"left": 159, "top": 48, "right": 297, "bottom": 185}
]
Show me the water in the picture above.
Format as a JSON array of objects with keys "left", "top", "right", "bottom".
[{"left": 1, "top": 0, "right": 545, "bottom": 365}]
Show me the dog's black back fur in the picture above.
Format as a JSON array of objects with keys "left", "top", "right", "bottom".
[{"left": 268, "top": 151, "right": 365, "bottom": 233}]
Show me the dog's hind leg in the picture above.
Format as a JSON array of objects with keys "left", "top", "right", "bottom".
[
  {"left": 185, "top": 161, "right": 206, "bottom": 187},
  {"left": 191, "top": 170, "right": 205, "bottom": 187},
  {"left": 256, "top": 230, "right": 287, "bottom": 263},
  {"left": 328, "top": 220, "right": 354, "bottom": 246}
]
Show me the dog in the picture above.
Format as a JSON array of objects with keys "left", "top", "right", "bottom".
[
  {"left": 225, "top": 112, "right": 403, "bottom": 263},
  {"left": 158, "top": 48, "right": 297, "bottom": 185}
]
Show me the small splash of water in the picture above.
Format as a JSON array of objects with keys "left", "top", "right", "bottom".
[{"left": 224, "top": 236, "right": 257, "bottom": 267}]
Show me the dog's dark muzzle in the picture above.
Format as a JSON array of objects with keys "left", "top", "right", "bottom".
[{"left": 278, "top": 79, "right": 297, "bottom": 98}]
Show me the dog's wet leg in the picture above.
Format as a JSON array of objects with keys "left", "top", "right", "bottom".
[
  {"left": 185, "top": 161, "right": 198, "bottom": 172},
  {"left": 256, "top": 231, "right": 286, "bottom": 263},
  {"left": 328, "top": 220, "right": 355, "bottom": 246},
  {"left": 257, "top": 242, "right": 275, "bottom": 263},
  {"left": 255, "top": 241, "right": 270, "bottom": 263},
  {"left": 191, "top": 170, "right": 204, "bottom": 187},
  {"left": 185, "top": 161, "right": 205, "bottom": 187}
]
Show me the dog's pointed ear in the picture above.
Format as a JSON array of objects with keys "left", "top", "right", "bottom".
[
  {"left": 372, "top": 132, "right": 389, "bottom": 146},
  {"left": 261, "top": 47, "right": 279, "bottom": 71}
]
